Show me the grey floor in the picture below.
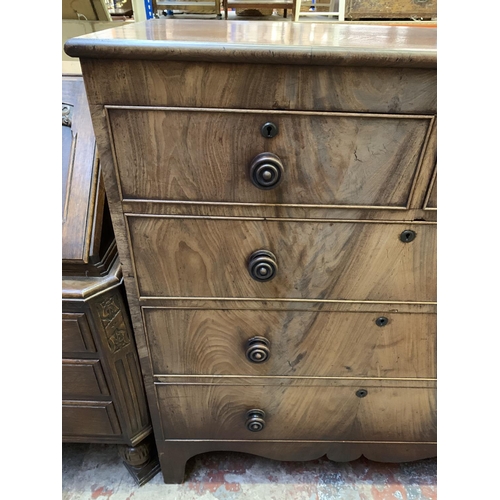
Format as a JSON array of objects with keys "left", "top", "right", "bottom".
[{"left": 62, "top": 442, "right": 437, "bottom": 499}]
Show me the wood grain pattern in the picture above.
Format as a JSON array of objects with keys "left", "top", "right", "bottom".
[
  {"left": 156, "top": 382, "right": 436, "bottom": 441},
  {"left": 71, "top": 24, "right": 438, "bottom": 482},
  {"left": 108, "top": 107, "right": 432, "bottom": 207},
  {"left": 65, "top": 21, "right": 437, "bottom": 68},
  {"left": 127, "top": 217, "right": 436, "bottom": 302},
  {"left": 143, "top": 309, "right": 436, "bottom": 378},
  {"left": 81, "top": 61, "right": 436, "bottom": 114}
]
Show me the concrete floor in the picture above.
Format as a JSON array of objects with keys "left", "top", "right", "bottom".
[{"left": 62, "top": 443, "right": 437, "bottom": 499}]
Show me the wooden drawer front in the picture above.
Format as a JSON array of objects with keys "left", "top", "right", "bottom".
[
  {"left": 157, "top": 383, "right": 436, "bottom": 442},
  {"left": 144, "top": 309, "right": 436, "bottom": 378},
  {"left": 62, "top": 359, "right": 110, "bottom": 398},
  {"left": 62, "top": 313, "right": 96, "bottom": 354},
  {"left": 128, "top": 217, "right": 436, "bottom": 302},
  {"left": 62, "top": 401, "right": 121, "bottom": 437},
  {"left": 109, "top": 108, "right": 432, "bottom": 207}
]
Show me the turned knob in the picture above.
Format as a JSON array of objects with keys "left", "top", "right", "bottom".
[
  {"left": 249, "top": 152, "right": 284, "bottom": 190},
  {"left": 248, "top": 250, "right": 277, "bottom": 282},
  {"left": 245, "top": 337, "right": 271, "bottom": 363},
  {"left": 245, "top": 409, "right": 266, "bottom": 432}
]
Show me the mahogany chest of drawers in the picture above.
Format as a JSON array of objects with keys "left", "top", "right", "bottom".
[{"left": 65, "top": 20, "right": 437, "bottom": 483}]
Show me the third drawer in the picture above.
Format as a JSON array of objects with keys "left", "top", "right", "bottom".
[{"left": 144, "top": 308, "right": 436, "bottom": 378}]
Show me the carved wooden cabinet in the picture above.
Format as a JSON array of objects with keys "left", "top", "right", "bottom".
[
  {"left": 62, "top": 75, "right": 160, "bottom": 485},
  {"left": 65, "top": 20, "right": 437, "bottom": 483}
]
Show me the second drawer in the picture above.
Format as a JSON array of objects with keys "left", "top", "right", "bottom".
[
  {"left": 128, "top": 217, "right": 436, "bottom": 302},
  {"left": 144, "top": 309, "right": 436, "bottom": 378}
]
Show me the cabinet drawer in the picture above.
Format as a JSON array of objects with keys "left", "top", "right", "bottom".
[
  {"left": 128, "top": 217, "right": 436, "bottom": 302},
  {"left": 109, "top": 108, "right": 432, "bottom": 207},
  {"left": 144, "top": 309, "right": 436, "bottom": 378},
  {"left": 62, "top": 401, "right": 121, "bottom": 437},
  {"left": 157, "top": 382, "right": 436, "bottom": 442},
  {"left": 62, "top": 359, "right": 110, "bottom": 398},
  {"left": 62, "top": 313, "right": 96, "bottom": 354}
]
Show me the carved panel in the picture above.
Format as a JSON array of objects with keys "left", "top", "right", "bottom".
[{"left": 97, "top": 294, "right": 131, "bottom": 353}]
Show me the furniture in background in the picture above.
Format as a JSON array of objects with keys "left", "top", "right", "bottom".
[
  {"left": 223, "top": 0, "right": 295, "bottom": 18},
  {"left": 345, "top": 0, "right": 436, "bottom": 20},
  {"left": 294, "top": 0, "right": 344, "bottom": 21},
  {"left": 62, "top": 74, "right": 160, "bottom": 486},
  {"left": 66, "top": 20, "right": 437, "bottom": 483},
  {"left": 157, "top": 0, "right": 221, "bottom": 18}
]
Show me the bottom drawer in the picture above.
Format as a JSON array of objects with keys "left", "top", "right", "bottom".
[
  {"left": 156, "top": 380, "right": 436, "bottom": 442},
  {"left": 62, "top": 401, "right": 121, "bottom": 438}
]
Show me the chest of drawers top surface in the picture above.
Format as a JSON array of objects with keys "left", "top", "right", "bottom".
[{"left": 65, "top": 19, "right": 436, "bottom": 67}]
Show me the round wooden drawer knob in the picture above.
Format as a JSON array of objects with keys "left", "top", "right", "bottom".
[
  {"left": 245, "top": 409, "right": 266, "bottom": 432},
  {"left": 248, "top": 250, "right": 277, "bottom": 282},
  {"left": 245, "top": 337, "right": 271, "bottom": 363},
  {"left": 249, "top": 152, "right": 284, "bottom": 190}
]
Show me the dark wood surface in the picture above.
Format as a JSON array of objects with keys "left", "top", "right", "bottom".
[
  {"left": 64, "top": 20, "right": 437, "bottom": 68},
  {"left": 62, "top": 76, "right": 115, "bottom": 277},
  {"left": 69, "top": 22, "right": 437, "bottom": 483},
  {"left": 127, "top": 217, "right": 437, "bottom": 302},
  {"left": 156, "top": 381, "right": 436, "bottom": 441},
  {"left": 62, "top": 76, "right": 159, "bottom": 484},
  {"left": 143, "top": 309, "right": 437, "bottom": 378},
  {"left": 108, "top": 107, "right": 434, "bottom": 207}
]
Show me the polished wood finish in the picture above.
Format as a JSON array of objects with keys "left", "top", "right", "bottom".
[
  {"left": 62, "top": 75, "right": 158, "bottom": 484},
  {"left": 64, "top": 21, "right": 437, "bottom": 68},
  {"left": 127, "top": 217, "right": 437, "bottom": 302},
  {"left": 67, "top": 20, "right": 437, "bottom": 484},
  {"left": 108, "top": 108, "right": 433, "bottom": 207},
  {"left": 143, "top": 309, "right": 436, "bottom": 378},
  {"left": 156, "top": 381, "right": 436, "bottom": 441}
]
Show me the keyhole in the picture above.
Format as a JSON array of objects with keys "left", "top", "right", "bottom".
[
  {"left": 260, "top": 122, "right": 278, "bottom": 138},
  {"left": 400, "top": 230, "right": 416, "bottom": 243}
]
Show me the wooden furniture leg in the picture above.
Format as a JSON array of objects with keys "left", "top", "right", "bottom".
[{"left": 118, "top": 435, "right": 161, "bottom": 486}]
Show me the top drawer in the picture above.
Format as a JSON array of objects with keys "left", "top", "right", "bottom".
[{"left": 107, "top": 107, "right": 433, "bottom": 208}]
